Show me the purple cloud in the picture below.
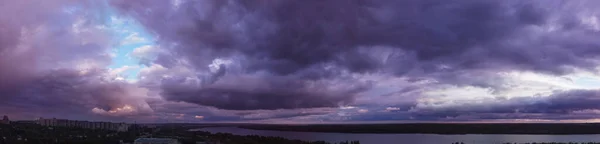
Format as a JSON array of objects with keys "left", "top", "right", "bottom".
[
  {"left": 104, "top": 0, "right": 600, "bottom": 122},
  {"left": 5, "top": 0, "right": 600, "bottom": 123},
  {"left": 0, "top": 0, "right": 153, "bottom": 121}
]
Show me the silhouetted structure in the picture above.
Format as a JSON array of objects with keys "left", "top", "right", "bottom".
[
  {"left": 1, "top": 115, "right": 9, "bottom": 124},
  {"left": 134, "top": 138, "right": 181, "bottom": 144}
]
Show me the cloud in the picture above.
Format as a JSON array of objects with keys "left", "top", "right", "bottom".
[
  {"left": 194, "top": 115, "right": 204, "bottom": 119},
  {"left": 160, "top": 73, "right": 373, "bottom": 110},
  {"left": 340, "top": 106, "right": 357, "bottom": 110},
  {"left": 0, "top": 69, "right": 154, "bottom": 119},
  {"left": 110, "top": 0, "right": 560, "bottom": 75},
  {"left": 234, "top": 108, "right": 336, "bottom": 120},
  {"left": 358, "top": 109, "right": 369, "bottom": 113},
  {"left": 1, "top": 0, "right": 112, "bottom": 90},
  {"left": 408, "top": 89, "right": 600, "bottom": 120},
  {"left": 5, "top": 0, "right": 600, "bottom": 122},
  {"left": 386, "top": 107, "right": 401, "bottom": 112},
  {"left": 92, "top": 105, "right": 147, "bottom": 117},
  {"left": 120, "top": 32, "right": 148, "bottom": 45},
  {"left": 108, "top": 0, "right": 550, "bottom": 107},
  {"left": 130, "top": 45, "right": 159, "bottom": 62},
  {"left": 109, "top": 65, "right": 140, "bottom": 76},
  {"left": 130, "top": 46, "right": 151, "bottom": 58},
  {"left": 0, "top": 0, "right": 154, "bottom": 121},
  {"left": 107, "top": 0, "right": 600, "bottom": 122}
]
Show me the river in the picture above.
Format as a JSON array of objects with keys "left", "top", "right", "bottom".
[{"left": 193, "top": 127, "right": 600, "bottom": 144}]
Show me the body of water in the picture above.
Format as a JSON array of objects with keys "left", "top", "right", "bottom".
[{"left": 194, "top": 127, "right": 600, "bottom": 144}]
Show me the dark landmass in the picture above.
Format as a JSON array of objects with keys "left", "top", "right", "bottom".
[
  {"left": 0, "top": 122, "right": 148, "bottom": 144},
  {"left": 503, "top": 143, "right": 600, "bottom": 144},
  {"left": 235, "top": 123, "right": 600, "bottom": 134},
  {"left": 0, "top": 123, "right": 359, "bottom": 144}
]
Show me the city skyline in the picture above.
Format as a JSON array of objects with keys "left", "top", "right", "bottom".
[
  {"left": 37, "top": 117, "right": 130, "bottom": 132},
  {"left": 4, "top": 0, "right": 600, "bottom": 124}
]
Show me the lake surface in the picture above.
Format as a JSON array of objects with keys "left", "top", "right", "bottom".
[{"left": 194, "top": 127, "right": 600, "bottom": 144}]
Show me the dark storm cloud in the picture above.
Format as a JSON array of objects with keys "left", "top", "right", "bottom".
[
  {"left": 113, "top": 0, "right": 597, "bottom": 75},
  {"left": 163, "top": 87, "right": 349, "bottom": 110},
  {"left": 112, "top": 0, "right": 600, "bottom": 114},
  {"left": 144, "top": 97, "right": 335, "bottom": 122},
  {"left": 158, "top": 72, "right": 373, "bottom": 110},
  {"left": 0, "top": 0, "right": 596, "bottom": 122}
]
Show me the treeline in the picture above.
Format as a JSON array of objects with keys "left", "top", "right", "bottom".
[
  {"left": 0, "top": 123, "right": 152, "bottom": 144},
  {"left": 1, "top": 123, "right": 361, "bottom": 144},
  {"left": 240, "top": 123, "right": 600, "bottom": 134},
  {"left": 503, "top": 143, "right": 600, "bottom": 144},
  {"left": 203, "top": 132, "right": 359, "bottom": 144},
  {"left": 452, "top": 142, "right": 600, "bottom": 144},
  {"left": 132, "top": 124, "right": 361, "bottom": 144}
]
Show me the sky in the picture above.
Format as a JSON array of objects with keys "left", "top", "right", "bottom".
[{"left": 5, "top": 0, "right": 600, "bottom": 123}]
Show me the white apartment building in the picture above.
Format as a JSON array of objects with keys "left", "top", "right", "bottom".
[{"left": 37, "top": 118, "right": 130, "bottom": 132}]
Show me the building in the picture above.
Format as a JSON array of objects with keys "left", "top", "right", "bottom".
[
  {"left": 11, "top": 120, "right": 37, "bottom": 124},
  {"left": 38, "top": 118, "right": 57, "bottom": 127},
  {"left": 37, "top": 118, "right": 130, "bottom": 132},
  {"left": 1, "top": 115, "right": 9, "bottom": 124},
  {"left": 134, "top": 138, "right": 181, "bottom": 144},
  {"left": 117, "top": 123, "right": 130, "bottom": 132}
]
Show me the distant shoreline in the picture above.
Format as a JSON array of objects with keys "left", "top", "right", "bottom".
[{"left": 220, "top": 123, "right": 600, "bottom": 135}]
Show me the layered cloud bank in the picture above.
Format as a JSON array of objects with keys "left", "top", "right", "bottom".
[
  {"left": 3, "top": 0, "right": 600, "bottom": 123},
  {"left": 0, "top": 0, "right": 153, "bottom": 121}
]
